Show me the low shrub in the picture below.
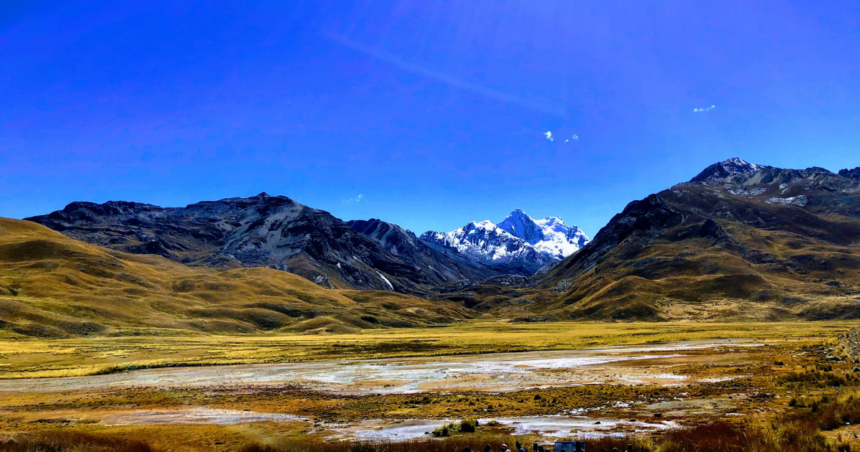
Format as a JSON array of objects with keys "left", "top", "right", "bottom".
[{"left": 431, "top": 419, "right": 479, "bottom": 437}]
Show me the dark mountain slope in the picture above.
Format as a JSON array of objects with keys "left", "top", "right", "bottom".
[
  {"left": 347, "top": 219, "right": 501, "bottom": 285},
  {"left": 533, "top": 159, "right": 860, "bottom": 321},
  {"left": 26, "top": 194, "right": 459, "bottom": 293}
]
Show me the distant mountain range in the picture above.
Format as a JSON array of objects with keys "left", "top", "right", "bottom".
[
  {"left": 25, "top": 194, "right": 580, "bottom": 293},
  {"left": 420, "top": 209, "right": 589, "bottom": 275},
  {"left": 26, "top": 193, "right": 453, "bottom": 293},
  {"left": 9, "top": 157, "right": 860, "bottom": 325}
]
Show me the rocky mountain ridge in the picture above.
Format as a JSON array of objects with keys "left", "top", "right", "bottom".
[
  {"left": 840, "top": 167, "right": 860, "bottom": 181},
  {"left": 26, "top": 193, "right": 474, "bottom": 293}
]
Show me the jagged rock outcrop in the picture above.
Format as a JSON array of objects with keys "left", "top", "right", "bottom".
[
  {"left": 691, "top": 157, "right": 770, "bottom": 183},
  {"left": 840, "top": 167, "right": 860, "bottom": 181}
]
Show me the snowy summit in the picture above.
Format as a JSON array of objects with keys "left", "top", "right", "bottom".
[
  {"left": 497, "top": 209, "right": 589, "bottom": 259},
  {"left": 420, "top": 209, "right": 590, "bottom": 275}
]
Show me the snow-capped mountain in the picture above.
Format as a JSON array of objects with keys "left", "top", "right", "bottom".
[
  {"left": 498, "top": 209, "right": 589, "bottom": 259},
  {"left": 420, "top": 209, "right": 590, "bottom": 275}
]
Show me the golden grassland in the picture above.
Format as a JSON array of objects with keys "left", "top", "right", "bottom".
[
  {"left": 0, "top": 320, "right": 856, "bottom": 378},
  {"left": 0, "top": 343, "right": 787, "bottom": 422},
  {"left": 0, "top": 320, "right": 857, "bottom": 452},
  {"left": 2, "top": 331, "right": 860, "bottom": 452}
]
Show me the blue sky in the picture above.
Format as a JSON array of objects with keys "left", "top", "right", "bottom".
[{"left": 1, "top": 0, "right": 858, "bottom": 237}]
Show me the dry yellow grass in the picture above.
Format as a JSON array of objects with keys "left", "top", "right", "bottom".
[
  {"left": 0, "top": 320, "right": 855, "bottom": 378},
  {"left": 0, "top": 320, "right": 856, "bottom": 451}
]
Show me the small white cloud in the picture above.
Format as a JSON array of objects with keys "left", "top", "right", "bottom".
[
  {"left": 343, "top": 194, "right": 363, "bottom": 203},
  {"left": 571, "top": 134, "right": 579, "bottom": 140},
  {"left": 693, "top": 105, "right": 716, "bottom": 113},
  {"left": 544, "top": 131, "right": 553, "bottom": 142}
]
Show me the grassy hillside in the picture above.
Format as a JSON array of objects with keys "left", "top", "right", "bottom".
[
  {"left": 543, "top": 218, "right": 860, "bottom": 321},
  {"left": 533, "top": 178, "right": 860, "bottom": 321},
  {"left": 0, "top": 218, "right": 472, "bottom": 338}
]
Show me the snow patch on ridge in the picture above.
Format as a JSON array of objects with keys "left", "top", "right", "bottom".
[{"left": 376, "top": 271, "right": 394, "bottom": 291}]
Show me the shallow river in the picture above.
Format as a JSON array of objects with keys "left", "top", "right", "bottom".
[{"left": 97, "top": 408, "right": 678, "bottom": 441}]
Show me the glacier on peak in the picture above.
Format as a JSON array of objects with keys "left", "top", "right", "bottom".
[
  {"left": 419, "top": 209, "right": 590, "bottom": 275},
  {"left": 498, "top": 209, "right": 589, "bottom": 259}
]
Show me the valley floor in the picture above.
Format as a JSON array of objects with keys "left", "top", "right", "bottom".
[
  {"left": 0, "top": 321, "right": 847, "bottom": 378},
  {"left": 1, "top": 321, "right": 859, "bottom": 451}
]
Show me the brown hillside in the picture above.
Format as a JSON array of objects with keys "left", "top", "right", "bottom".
[
  {"left": 535, "top": 164, "right": 860, "bottom": 321},
  {"left": 0, "top": 218, "right": 471, "bottom": 338}
]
